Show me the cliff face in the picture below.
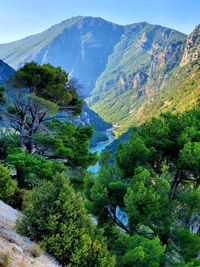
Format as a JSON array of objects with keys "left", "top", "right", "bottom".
[{"left": 180, "top": 24, "right": 200, "bottom": 66}]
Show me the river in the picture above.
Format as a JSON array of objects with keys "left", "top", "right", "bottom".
[
  {"left": 88, "top": 127, "right": 129, "bottom": 225},
  {"left": 88, "top": 127, "right": 116, "bottom": 173}
]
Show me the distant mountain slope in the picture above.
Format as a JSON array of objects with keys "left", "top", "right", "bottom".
[
  {"left": 180, "top": 24, "right": 200, "bottom": 66},
  {"left": 89, "top": 25, "right": 200, "bottom": 135},
  {"left": 0, "top": 59, "right": 15, "bottom": 85},
  {"left": 0, "top": 16, "right": 123, "bottom": 96},
  {"left": 1, "top": 17, "right": 199, "bottom": 137},
  {"left": 0, "top": 17, "right": 186, "bottom": 99}
]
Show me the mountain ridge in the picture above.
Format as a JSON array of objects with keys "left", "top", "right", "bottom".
[
  {"left": 0, "top": 16, "right": 199, "bottom": 136},
  {"left": 0, "top": 16, "right": 186, "bottom": 97}
]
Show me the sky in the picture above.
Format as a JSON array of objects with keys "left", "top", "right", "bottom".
[{"left": 0, "top": 0, "right": 199, "bottom": 43}]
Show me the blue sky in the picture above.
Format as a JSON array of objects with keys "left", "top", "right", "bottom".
[{"left": 0, "top": 0, "right": 199, "bottom": 43}]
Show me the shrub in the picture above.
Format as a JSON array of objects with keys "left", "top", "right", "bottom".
[
  {"left": 17, "top": 174, "right": 115, "bottom": 266},
  {"left": 0, "top": 162, "right": 17, "bottom": 205}
]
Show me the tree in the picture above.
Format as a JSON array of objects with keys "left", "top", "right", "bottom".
[
  {"left": 115, "top": 133, "right": 150, "bottom": 178},
  {"left": 84, "top": 107, "right": 200, "bottom": 266},
  {"left": 179, "top": 142, "right": 200, "bottom": 186},
  {"left": 121, "top": 235, "right": 165, "bottom": 267},
  {"left": 124, "top": 167, "right": 171, "bottom": 236},
  {"left": 8, "top": 151, "right": 65, "bottom": 189},
  {"left": 34, "top": 119, "right": 98, "bottom": 169},
  {"left": 173, "top": 228, "right": 200, "bottom": 262},
  {"left": 1, "top": 62, "right": 82, "bottom": 153},
  {"left": 0, "top": 128, "right": 19, "bottom": 160},
  {"left": 85, "top": 157, "right": 129, "bottom": 234},
  {"left": 18, "top": 174, "right": 115, "bottom": 266}
]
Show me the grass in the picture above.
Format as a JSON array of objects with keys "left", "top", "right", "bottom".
[
  {"left": 0, "top": 253, "right": 9, "bottom": 267},
  {"left": 26, "top": 243, "right": 43, "bottom": 258}
]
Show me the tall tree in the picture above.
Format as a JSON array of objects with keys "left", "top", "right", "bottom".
[{"left": 1, "top": 62, "right": 82, "bottom": 153}]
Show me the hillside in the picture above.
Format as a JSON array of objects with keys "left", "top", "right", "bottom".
[
  {"left": 89, "top": 24, "right": 199, "bottom": 135},
  {"left": 0, "top": 200, "right": 60, "bottom": 267},
  {"left": 0, "top": 59, "right": 14, "bottom": 85},
  {"left": 0, "top": 16, "right": 124, "bottom": 96}
]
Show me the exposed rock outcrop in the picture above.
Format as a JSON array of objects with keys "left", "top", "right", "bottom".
[
  {"left": 180, "top": 24, "right": 200, "bottom": 66},
  {"left": 0, "top": 200, "right": 60, "bottom": 267}
]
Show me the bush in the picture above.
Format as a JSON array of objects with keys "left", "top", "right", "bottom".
[
  {"left": 17, "top": 174, "right": 115, "bottom": 266},
  {"left": 0, "top": 162, "right": 17, "bottom": 205},
  {"left": 0, "top": 129, "right": 19, "bottom": 160},
  {"left": 8, "top": 151, "right": 65, "bottom": 189}
]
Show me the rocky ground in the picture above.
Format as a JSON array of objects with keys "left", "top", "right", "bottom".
[{"left": 0, "top": 200, "right": 60, "bottom": 267}]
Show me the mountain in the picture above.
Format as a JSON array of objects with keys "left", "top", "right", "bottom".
[
  {"left": 131, "top": 25, "right": 200, "bottom": 129},
  {"left": 0, "top": 17, "right": 199, "bottom": 136},
  {"left": 106, "top": 24, "right": 200, "bottom": 156},
  {"left": 89, "top": 24, "right": 200, "bottom": 135},
  {"left": 0, "top": 59, "right": 15, "bottom": 85},
  {"left": 88, "top": 23, "right": 189, "bottom": 134},
  {"left": 180, "top": 24, "right": 200, "bottom": 66},
  {"left": 0, "top": 16, "right": 123, "bottom": 96}
]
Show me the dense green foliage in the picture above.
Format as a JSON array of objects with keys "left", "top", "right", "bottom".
[
  {"left": 12, "top": 62, "right": 82, "bottom": 111},
  {"left": 8, "top": 151, "right": 66, "bottom": 189},
  {"left": 0, "top": 61, "right": 114, "bottom": 266},
  {"left": 0, "top": 162, "right": 17, "bottom": 205},
  {"left": 1, "top": 62, "right": 82, "bottom": 153},
  {"left": 18, "top": 175, "right": 115, "bottom": 266},
  {"left": 35, "top": 119, "right": 98, "bottom": 169},
  {"left": 0, "top": 55, "right": 199, "bottom": 266},
  {"left": 114, "top": 234, "right": 165, "bottom": 267},
  {"left": 85, "top": 107, "right": 200, "bottom": 266}
]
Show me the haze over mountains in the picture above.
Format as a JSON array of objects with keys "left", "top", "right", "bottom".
[
  {"left": 0, "top": 16, "right": 199, "bottom": 135},
  {"left": 0, "top": 59, "right": 14, "bottom": 85}
]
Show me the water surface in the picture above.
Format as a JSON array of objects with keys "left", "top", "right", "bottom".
[{"left": 88, "top": 128, "right": 116, "bottom": 173}]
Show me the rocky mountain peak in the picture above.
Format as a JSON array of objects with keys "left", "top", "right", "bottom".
[{"left": 180, "top": 24, "right": 200, "bottom": 66}]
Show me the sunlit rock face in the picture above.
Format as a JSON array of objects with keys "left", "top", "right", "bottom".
[{"left": 180, "top": 24, "right": 200, "bottom": 66}]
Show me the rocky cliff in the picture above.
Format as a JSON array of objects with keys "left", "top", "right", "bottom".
[{"left": 180, "top": 24, "right": 200, "bottom": 66}]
